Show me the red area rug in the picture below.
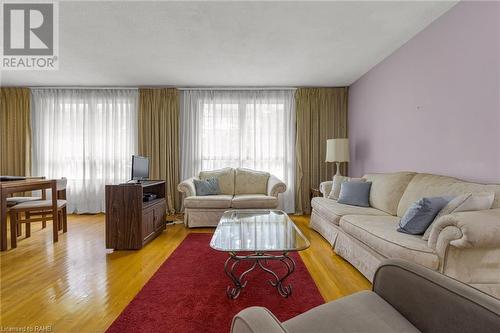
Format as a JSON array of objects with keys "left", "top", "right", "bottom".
[{"left": 107, "top": 233, "right": 324, "bottom": 333}]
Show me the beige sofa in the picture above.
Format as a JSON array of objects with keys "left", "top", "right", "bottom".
[
  {"left": 311, "top": 172, "right": 500, "bottom": 297},
  {"left": 178, "top": 167, "right": 286, "bottom": 227}
]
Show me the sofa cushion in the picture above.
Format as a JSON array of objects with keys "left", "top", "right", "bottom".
[
  {"left": 183, "top": 195, "right": 233, "bottom": 209},
  {"left": 340, "top": 215, "right": 439, "bottom": 270},
  {"left": 199, "top": 167, "right": 235, "bottom": 195},
  {"left": 283, "top": 290, "right": 420, "bottom": 333},
  {"left": 311, "top": 197, "right": 390, "bottom": 226},
  {"left": 231, "top": 194, "right": 278, "bottom": 209},
  {"left": 338, "top": 181, "right": 372, "bottom": 207},
  {"left": 234, "top": 168, "right": 270, "bottom": 195},
  {"left": 397, "top": 173, "right": 500, "bottom": 217},
  {"left": 364, "top": 172, "right": 416, "bottom": 216}
]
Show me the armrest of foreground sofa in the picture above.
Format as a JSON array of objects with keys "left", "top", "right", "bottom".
[
  {"left": 231, "top": 306, "right": 288, "bottom": 333},
  {"left": 428, "top": 208, "right": 500, "bottom": 250},
  {"left": 231, "top": 259, "right": 500, "bottom": 333},
  {"left": 373, "top": 259, "right": 500, "bottom": 333},
  {"left": 319, "top": 181, "right": 333, "bottom": 197},
  {"left": 177, "top": 177, "right": 198, "bottom": 197},
  {"left": 267, "top": 175, "right": 287, "bottom": 197}
]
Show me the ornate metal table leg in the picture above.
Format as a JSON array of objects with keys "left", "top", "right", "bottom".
[
  {"left": 223, "top": 252, "right": 296, "bottom": 299},
  {"left": 257, "top": 252, "right": 296, "bottom": 297},
  {"left": 224, "top": 252, "right": 257, "bottom": 299}
]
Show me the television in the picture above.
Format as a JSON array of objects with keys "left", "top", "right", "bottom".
[{"left": 131, "top": 155, "right": 149, "bottom": 181}]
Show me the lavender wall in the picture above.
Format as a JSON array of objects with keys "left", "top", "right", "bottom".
[{"left": 349, "top": 1, "right": 500, "bottom": 183}]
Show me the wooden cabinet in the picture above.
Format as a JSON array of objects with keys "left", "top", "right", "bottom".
[
  {"left": 142, "top": 208, "right": 155, "bottom": 240},
  {"left": 105, "top": 180, "right": 167, "bottom": 250}
]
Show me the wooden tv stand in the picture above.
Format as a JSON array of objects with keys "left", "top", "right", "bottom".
[{"left": 105, "top": 180, "right": 167, "bottom": 250}]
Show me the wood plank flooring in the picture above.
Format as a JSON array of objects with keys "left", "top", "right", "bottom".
[{"left": 0, "top": 214, "right": 370, "bottom": 332}]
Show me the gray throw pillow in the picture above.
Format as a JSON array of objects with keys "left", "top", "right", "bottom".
[
  {"left": 398, "top": 196, "right": 452, "bottom": 235},
  {"left": 337, "top": 181, "right": 372, "bottom": 207},
  {"left": 194, "top": 178, "right": 221, "bottom": 196},
  {"left": 328, "top": 175, "right": 366, "bottom": 200}
]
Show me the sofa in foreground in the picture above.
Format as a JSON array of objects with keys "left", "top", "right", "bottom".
[
  {"left": 231, "top": 259, "right": 500, "bottom": 333},
  {"left": 311, "top": 172, "right": 500, "bottom": 297},
  {"left": 178, "top": 167, "right": 286, "bottom": 227}
]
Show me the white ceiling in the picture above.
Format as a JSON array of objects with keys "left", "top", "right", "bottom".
[{"left": 1, "top": 0, "right": 457, "bottom": 87}]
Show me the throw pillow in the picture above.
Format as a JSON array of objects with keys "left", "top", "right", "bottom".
[
  {"left": 422, "top": 192, "right": 495, "bottom": 240},
  {"left": 453, "top": 192, "right": 495, "bottom": 211},
  {"left": 398, "top": 196, "right": 452, "bottom": 235},
  {"left": 328, "top": 175, "right": 366, "bottom": 200},
  {"left": 337, "top": 181, "right": 372, "bottom": 207},
  {"left": 193, "top": 178, "right": 221, "bottom": 196},
  {"left": 422, "top": 194, "right": 469, "bottom": 240}
]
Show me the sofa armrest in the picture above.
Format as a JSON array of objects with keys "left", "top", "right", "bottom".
[
  {"left": 428, "top": 209, "right": 500, "bottom": 250},
  {"left": 319, "top": 181, "right": 333, "bottom": 197},
  {"left": 373, "top": 259, "right": 500, "bottom": 333},
  {"left": 267, "top": 175, "right": 287, "bottom": 197},
  {"left": 177, "top": 177, "right": 198, "bottom": 197},
  {"left": 231, "top": 307, "right": 288, "bottom": 333}
]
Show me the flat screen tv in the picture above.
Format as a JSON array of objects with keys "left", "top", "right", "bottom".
[{"left": 131, "top": 155, "right": 149, "bottom": 181}]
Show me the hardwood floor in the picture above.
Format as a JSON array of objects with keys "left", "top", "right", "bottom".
[{"left": 0, "top": 214, "right": 370, "bottom": 332}]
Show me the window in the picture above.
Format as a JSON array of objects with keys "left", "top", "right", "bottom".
[
  {"left": 200, "top": 101, "right": 287, "bottom": 178},
  {"left": 31, "top": 89, "right": 138, "bottom": 213},
  {"left": 181, "top": 90, "right": 295, "bottom": 212}
]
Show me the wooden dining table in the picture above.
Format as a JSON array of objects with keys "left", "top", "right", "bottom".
[{"left": 0, "top": 178, "right": 59, "bottom": 251}]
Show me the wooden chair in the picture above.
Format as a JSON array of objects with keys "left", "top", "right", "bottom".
[
  {"left": 7, "top": 190, "right": 47, "bottom": 236},
  {"left": 9, "top": 178, "right": 68, "bottom": 248},
  {"left": 6, "top": 176, "right": 48, "bottom": 207}
]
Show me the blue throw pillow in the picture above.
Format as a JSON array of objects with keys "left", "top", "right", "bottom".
[
  {"left": 337, "top": 181, "right": 372, "bottom": 207},
  {"left": 398, "top": 196, "right": 452, "bottom": 235},
  {"left": 194, "top": 178, "right": 221, "bottom": 196}
]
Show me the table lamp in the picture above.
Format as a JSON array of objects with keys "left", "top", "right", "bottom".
[{"left": 325, "top": 138, "right": 350, "bottom": 176}]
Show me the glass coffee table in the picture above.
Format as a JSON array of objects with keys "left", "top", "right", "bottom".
[{"left": 210, "top": 210, "right": 310, "bottom": 299}]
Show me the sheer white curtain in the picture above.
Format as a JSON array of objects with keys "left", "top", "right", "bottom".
[
  {"left": 180, "top": 90, "right": 295, "bottom": 213},
  {"left": 31, "top": 89, "right": 138, "bottom": 213}
]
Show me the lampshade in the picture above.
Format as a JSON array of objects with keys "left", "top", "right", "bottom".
[{"left": 325, "top": 138, "right": 350, "bottom": 162}]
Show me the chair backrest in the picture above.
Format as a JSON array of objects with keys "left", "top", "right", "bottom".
[
  {"left": 56, "top": 177, "right": 67, "bottom": 191},
  {"left": 373, "top": 259, "right": 500, "bottom": 333}
]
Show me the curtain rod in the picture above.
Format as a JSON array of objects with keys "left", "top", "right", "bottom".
[
  {"left": 28, "top": 86, "right": 297, "bottom": 91},
  {"left": 177, "top": 87, "right": 297, "bottom": 91},
  {"left": 29, "top": 86, "right": 139, "bottom": 90}
]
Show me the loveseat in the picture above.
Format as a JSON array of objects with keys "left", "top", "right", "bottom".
[
  {"left": 178, "top": 167, "right": 286, "bottom": 227},
  {"left": 311, "top": 172, "right": 500, "bottom": 297},
  {"left": 231, "top": 259, "right": 500, "bottom": 333}
]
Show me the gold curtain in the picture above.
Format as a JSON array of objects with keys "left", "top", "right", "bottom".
[
  {"left": 295, "top": 87, "right": 348, "bottom": 214},
  {"left": 138, "top": 88, "right": 180, "bottom": 214},
  {"left": 0, "top": 88, "right": 31, "bottom": 176}
]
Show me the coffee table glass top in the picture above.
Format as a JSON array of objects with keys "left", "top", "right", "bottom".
[{"left": 210, "top": 210, "right": 310, "bottom": 252}]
